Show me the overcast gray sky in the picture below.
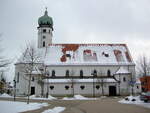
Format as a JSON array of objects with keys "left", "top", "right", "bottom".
[{"left": 1, "top": 0, "right": 150, "bottom": 81}]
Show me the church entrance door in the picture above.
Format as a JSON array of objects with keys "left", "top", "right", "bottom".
[
  {"left": 109, "top": 86, "right": 116, "bottom": 96},
  {"left": 31, "top": 87, "right": 35, "bottom": 95}
]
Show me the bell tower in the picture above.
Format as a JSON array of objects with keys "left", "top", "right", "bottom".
[{"left": 37, "top": 8, "right": 53, "bottom": 48}]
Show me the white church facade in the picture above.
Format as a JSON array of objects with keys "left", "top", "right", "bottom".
[{"left": 14, "top": 9, "right": 140, "bottom": 97}]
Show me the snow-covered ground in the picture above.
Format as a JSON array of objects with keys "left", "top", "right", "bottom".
[
  {"left": 29, "top": 95, "right": 57, "bottom": 100},
  {"left": 0, "top": 93, "right": 95, "bottom": 101},
  {"left": 42, "top": 107, "right": 65, "bottom": 113},
  {"left": 0, "top": 93, "right": 57, "bottom": 100},
  {"left": 0, "top": 100, "right": 48, "bottom": 113},
  {"left": 0, "top": 93, "right": 13, "bottom": 98},
  {"left": 119, "top": 96, "right": 150, "bottom": 109},
  {"left": 62, "top": 94, "right": 97, "bottom": 100}
]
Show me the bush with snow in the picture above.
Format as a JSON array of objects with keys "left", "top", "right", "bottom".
[{"left": 119, "top": 95, "right": 150, "bottom": 109}]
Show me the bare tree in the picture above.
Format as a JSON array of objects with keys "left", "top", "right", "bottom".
[
  {"left": 136, "top": 55, "right": 150, "bottom": 77},
  {"left": 19, "top": 43, "right": 42, "bottom": 104},
  {"left": 37, "top": 66, "right": 45, "bottom": 98},
  {"left": 70, "top": 70, "right": 75, "bottom": 96},
  {"left": 0, "top": 35, "right": 11, "bottom": 71},
  {"left": 98, "top": 71, "right": 104, "bottom": 96}
]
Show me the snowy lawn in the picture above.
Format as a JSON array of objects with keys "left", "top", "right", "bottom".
[
  {"left": 0, "top": 100, "right": 48, "bottom": 113},
  {"left": 42, "top": 107, "right": 65, "bottom": 113},
  {"left": 62, "top": 95, "right": 97, "bottom": 100},
  {"left": 119, "top": 96, "right": 150, "bottom": 109}
]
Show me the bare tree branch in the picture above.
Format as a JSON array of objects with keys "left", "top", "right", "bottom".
[{"left": 136, "top": 55, "right": 150, "bottom": 77}]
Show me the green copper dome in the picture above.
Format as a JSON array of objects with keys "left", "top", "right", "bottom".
[{"left": 38, "top": 10, "right": 53, "bottom": 30}]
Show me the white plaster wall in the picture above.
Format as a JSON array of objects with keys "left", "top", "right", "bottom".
[{"left": 15, "top": 63, "right": 135, "bottom": 96}]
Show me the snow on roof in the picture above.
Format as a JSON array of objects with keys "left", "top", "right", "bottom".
[
  {"left": 42, "top": 44, "right": 134, "bottom": 65},
  {"left": 17, "top": 44, "right": 134, "bottom": 65},
  {"left": 44, "top": 78, "right": 117, "bottom": 83},
  {"left": 114, "top": 67, "right": 131, "bottom": 75}
]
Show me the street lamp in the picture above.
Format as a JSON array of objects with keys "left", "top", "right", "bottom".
[
  {"left": 91, "top": 71, "right": 96, "bottom": 97},
  {"left": 118, "top": 74, "right": 121, "bottom": 96},
  {"left": 39, "top": 67, "right": 44, "bottom": 97},
  {"left": 46, "top": 71, "right": 49, "bottom": 98},
  {"left": 13, "top": 79, "right": 16, "bottom": 101}
]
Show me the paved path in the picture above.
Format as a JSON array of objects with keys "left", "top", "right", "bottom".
[{"left": 0, "top": 97, "right": 150, "bottom": 113}]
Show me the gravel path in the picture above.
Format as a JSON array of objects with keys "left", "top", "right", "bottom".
[{"left": 0, "top": 97, "right": 150, "bottom": 113}]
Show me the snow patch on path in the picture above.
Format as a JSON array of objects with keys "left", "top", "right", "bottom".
[
  {"left": 62, "top": 95, "right": 96, "bottom": 100},
  {"left": 0, "top": 100, "right": 48, "bottom": 113},
  {"left": 119, "top": 96, "right": 150, "bottom": 109},
  {"left": 42, "top": 107, "right": 65, "bottom": 113}
]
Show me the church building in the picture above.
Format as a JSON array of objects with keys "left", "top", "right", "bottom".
[{"left": 15, "top": 9, "right": 137, "bottom": 97}]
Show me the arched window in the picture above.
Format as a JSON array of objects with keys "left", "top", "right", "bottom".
[
  {"left": 93, "top": 70, "right": 97, "bottom": 77},
  {"left": 66, "top": 70, "right": 69, "bottom": 77},
  {"left": 52, "top": 70, "right": 55, "bottom": 77},
  {"left": 80, "top": 70, "right": 83, "bottom": 78},
  {"left": 107, "top": 70, "right": 111, "bottom": 76},
  {"left": 43, "top": 41, "right": 45, "bottom": 47}
]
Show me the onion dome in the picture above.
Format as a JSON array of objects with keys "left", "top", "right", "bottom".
[{"left": 38, "top": 9, "right": 53, "bottom": 30}]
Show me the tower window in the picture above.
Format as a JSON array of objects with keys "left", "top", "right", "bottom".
[
  {"left": 43, "top": 36, "right": 46, "bottom": 39},
  {"left": 43, "top": 41, "right": 45, "bottom": 47},
  {"left": 66, "top": 70, "right": 69, "bottom": 77},
  {"left": 43, "top": 29, "right": 46, "bottom": 33}
]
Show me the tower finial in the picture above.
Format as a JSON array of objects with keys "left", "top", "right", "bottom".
[{"left": 44, "top": 7, "right": 48, "bottom": 15}]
